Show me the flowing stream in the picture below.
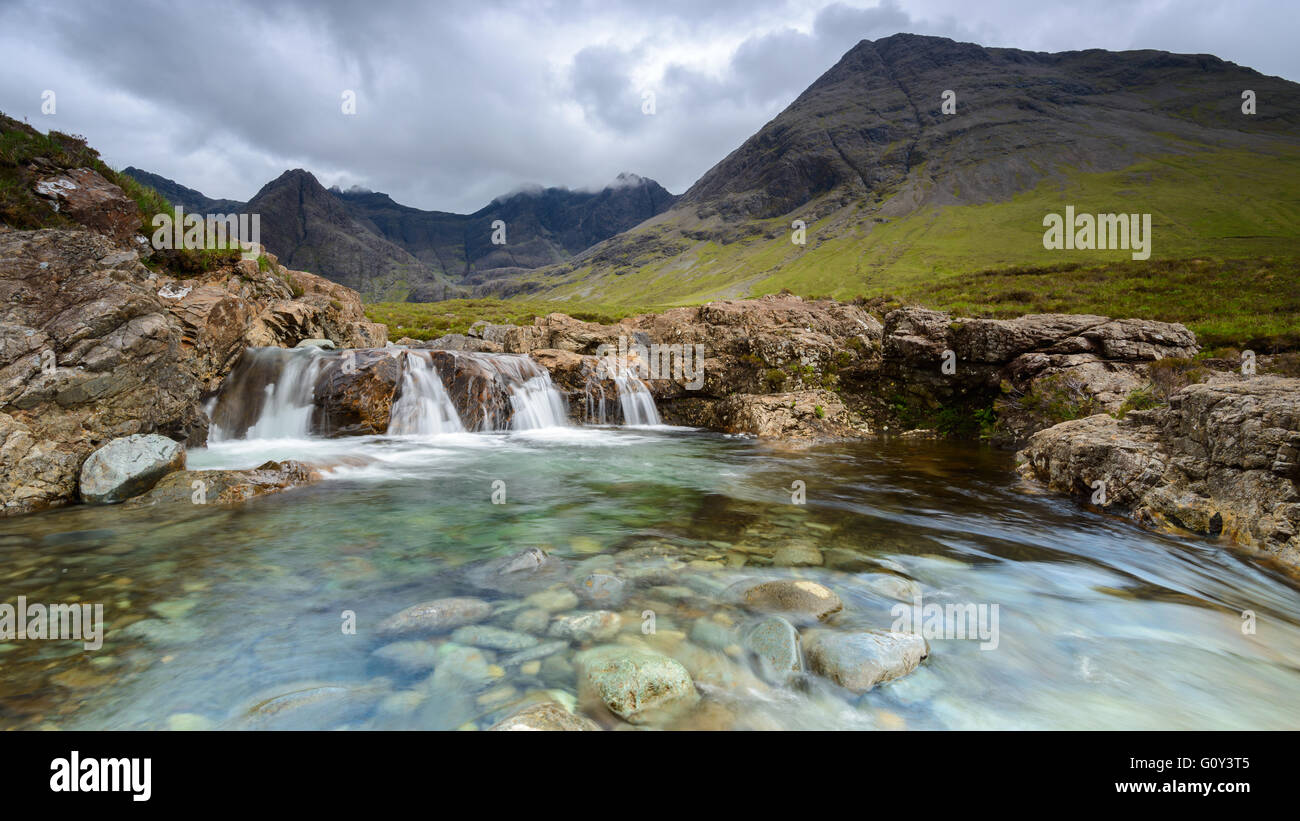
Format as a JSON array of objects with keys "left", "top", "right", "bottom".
[{"left": 1, "top": 349, "right": 1298, "bottom": 730}]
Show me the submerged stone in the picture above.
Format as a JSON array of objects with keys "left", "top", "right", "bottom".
[
  {"left": 372, "top": 640, "right": 441, "bottom": 673},
  {"left": 740, "top": 615, "right": 803, "bottom": 683},
  {"left": 451, "top": 625, "right": 539, "bottom": 651},
  {"left": 575, "top": 645, "right": 699, "bottom": 725},
  {"left": 734, "top": 579, "right": 843, "bottom": 622},
  {"left": 802, "top": 629, "right": 928, "bottom": 693},
  {"left": 548, "top": 610, "right": 623, "bottom": 643},
  {"left": 377, "top": 597, "right": 492, "bottom": 637},
  {"left": 487, "top": 700, "right": 600, "bottom": 731}
]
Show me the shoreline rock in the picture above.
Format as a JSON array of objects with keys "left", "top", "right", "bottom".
[
  {"left": 1018, "top": 373, "right": 1300, "bottom": 569},
  {"left": 79, "top": 433, "right": 185, "bottom": 504}
]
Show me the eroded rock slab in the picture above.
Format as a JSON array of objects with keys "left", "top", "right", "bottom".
[{"left": 1018, "top": 374, "right": 1300, "bottom": 568}]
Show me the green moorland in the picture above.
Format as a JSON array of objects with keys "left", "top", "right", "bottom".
[
  {"left": 370, "top": 146, "right": 1299, "bottom": 351},
  {"left": 908, "top": 257, "right": 1300, "bottom": 353},
  {"left": 365, "top": 298, "right": 653, "bottom": 341},
  {"left": 367, "top": 256, "right": 1298, "bottom": 353}
]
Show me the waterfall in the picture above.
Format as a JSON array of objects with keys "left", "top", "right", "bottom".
[
  {"left": 208, "top": 346, "right": 621, "bottom": 442},
  {"left": 209, "top": 348, "right": 329, "bottom": 441},
  {"left": 612, "top": 370, "right": 661, "bottom": 426},
  {"left": 586, "top": 356, "right": 661, "bottom": 426},
  {"left": 509, "top": 371, "right": 570, "bottom": 429},
  {"left": 389, "top": 351, "right": 466, "bottom": 435}
]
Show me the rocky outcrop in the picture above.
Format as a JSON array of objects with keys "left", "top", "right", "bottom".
[
  {"left": 160, "top": 250, "right": 387, "bottom": 393},
  {"left": 0, "top": 230, "right": 205, "bottom": 515},
  {"left": 880, "top": 307, "right": 1198, "bottom": 444},
  {"left": 489, "top": 295, "right": 1196, "bottom": 443},
  {"left": 498, "top": 294, "right": 883, "bottom": 435},
  {"left": 1018, "top": 374, "right": 1300, "bottom": 568},
  {"left": 33, "top": 168, "right": 140, "bottom": 242},
  {"left": 690, "top": 390, "right": 858, "bottom": 439},
  {"left": 0, "top": 226, "right": 387, "bottom": 516}
]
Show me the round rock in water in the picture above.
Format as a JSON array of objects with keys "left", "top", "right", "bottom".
[
  {"left": 377, "top": 597, "right": 493, "bottom": 638},
  {"left": 734, "top": 579, "right": 843, "bottom": 623},
  {"left": 487, "top": 700, "right": 600, "bottom": 731},
  {"left": 740, "top": 615, "right": 803, "bottom": 683},
  {"left": 575, "top": 573, "right": 626, "bottom": 607},
  {"left": 575, "top": 646, "right": 699, "bottom": 725},
  {"left": 79, "top": 434, "right": 185, "bottom": 504},
  {"left": 802, "top": 629, "right": 928, "bottom": 693}
]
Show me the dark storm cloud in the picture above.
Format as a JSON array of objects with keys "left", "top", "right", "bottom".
[{"left": 0, "top": 0, "right": 1295, "bottom": 212}]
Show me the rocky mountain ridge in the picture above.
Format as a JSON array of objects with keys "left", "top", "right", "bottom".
[
  {"left": 514, "top": 33, "right": 1300, "bottom": 304},
  {"left": 121, "top": 167, "right": 678, "bottom": 302}
]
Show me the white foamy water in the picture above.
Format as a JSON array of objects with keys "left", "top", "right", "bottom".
[
  {"left": 210, "top": 348, "right": 329, "bottom": 442},
  {"left": 389, "top": 351, "right": 466, "bottom": 435}
]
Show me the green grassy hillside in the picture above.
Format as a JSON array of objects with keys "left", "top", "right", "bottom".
[{"left": 514, "top": 145, "right": 1300, "bottom": 307}]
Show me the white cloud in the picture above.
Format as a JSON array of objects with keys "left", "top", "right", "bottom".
[{"left": 0, "top": 0, "right": 1294, "bottom": 212}]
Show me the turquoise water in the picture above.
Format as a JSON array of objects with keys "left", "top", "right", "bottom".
[{"left": 2, "top": 427, "right": 1298, "bottom": 730}]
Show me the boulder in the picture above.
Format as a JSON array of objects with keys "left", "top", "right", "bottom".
[
  {"left": 802, "top": 629, "right": 929, "bottom": 693},
  {"left": 740, "top": 615, "right": 804, "bottom": 683},
  {"left": 79, "top": 433, "right": 185, "bottom": 503},
  {"left": 733, "top": 579, "right": 844, "bottom": 622},
  {"left": 376, "top": 597, "right": 493, "bottom": 638},
  {"left": 33, "top": 168, "right": 139, "bottom": 242},
  {"left": 575, "top": 645, "right": 699, "bottom": 724},
  {"left": 310, "top": 350, "right": 400, "bottom": 436}
]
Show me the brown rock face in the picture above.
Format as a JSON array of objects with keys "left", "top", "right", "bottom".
[
  {"left": 161, "top": 254, "right": 388, "bottom": 393},
  {"left": 33, "top": 168, "right": 139, "bottom": 242},
  {"left": 1017, "top": 374, "right": 1300, "bottom": 568},
  {"left": 695, "top": 391, "right": 856, "bottom": 439},
  {"left": 0, "top": 230, "right": 204, "bottom": 515},
  {"left": 880, "top": 306, "right": 1198, "bottom": 444},
  {"left": 0, "top": 226, "right": 389, "bottom": 515},
  {"left": 312, "top": 350, "right": 400, "bottom": 436},
  {"left": 499, "top": 294, "right": 882, "bottom": 435}
]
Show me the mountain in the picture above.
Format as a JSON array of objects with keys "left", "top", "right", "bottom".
[
  {"left": 120, "top": 167, "right": 244, "bottom": 214},
  {"left": 244, "top": 169, "right": 458, "bottom": 301},
  {"left": 334, "top": 172, "right": 676, "bottom": 295},
  {"left": 121, "top": 168, "right": 677, "bottom": 301},
  {"left": 510, "top": 33, "right": 1300, "bottom": 305}
]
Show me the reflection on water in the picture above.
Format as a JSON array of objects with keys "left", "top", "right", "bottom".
[{"left": 1, "top": 429, "right": 1298, "bottom": 730}]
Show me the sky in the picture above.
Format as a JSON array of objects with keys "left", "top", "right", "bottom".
[{"left": 1, "top": 0, "right": 1296, "bottom": 213}]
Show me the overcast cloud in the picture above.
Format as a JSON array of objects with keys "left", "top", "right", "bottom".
[{"left": 0, "top": 0, "right": 1295, "bottom": 212}]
